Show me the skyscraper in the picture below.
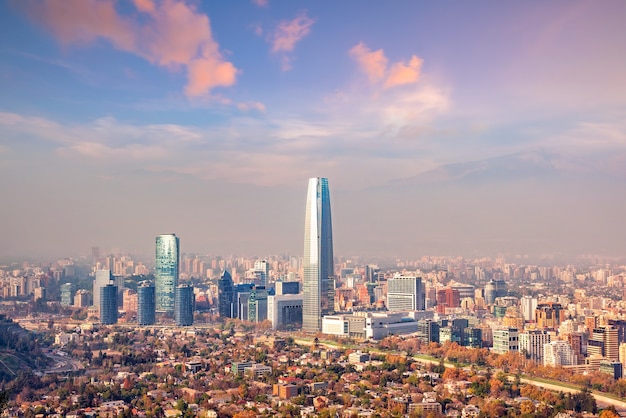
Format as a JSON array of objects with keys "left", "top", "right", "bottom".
[
  {"left": 175, "top": 284, "right": 195, "bottom": 326},
  {"left": 218, "top": 270, "right": 235, "bottom": 318},
  {"left": 303, "top": 177, "right": 334, "bottom": 332},
  {"left": 155, "top": 234, "right": 180, "bottom": 313},
  {"left": 100, "top": 283, "right": 118, "bottom": 325},
  {"left": 93, "top": 270, "right": 113, "bottom": 312},
  {"left": 137, "top": 281, "right": 156, "bottom": 326}
]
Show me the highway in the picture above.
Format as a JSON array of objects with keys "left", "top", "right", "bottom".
[{"left": 43, "top": 354, "right": 84, "bottom": 374}]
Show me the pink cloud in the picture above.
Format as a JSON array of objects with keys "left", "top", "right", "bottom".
[
  {"left": 384, "top": 56, "right": 423, "bottom": 88},
  {"left": 132, "top": 0, "right": 155, "bottom": 14},
  {"left": 270, "top": 12, "right": 315, "bottom": 70},
  {"left": 271, "top": 14, "right": 314, "bottom": 53},
  {"left": 349, "top": 43, "right": 388, "bottom": 82},
  {"left": 252, "top": 0, "right": 268, "bottom": 7},
  {"left": 349, "top": 42, "right": 423, "bottom": 89},
  {"left": 27, "top": 0, "right": 237, "bottom": 97}
]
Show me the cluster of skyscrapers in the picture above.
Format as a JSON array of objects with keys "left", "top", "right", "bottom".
[{"left": 89, "top": 233, "right": 194, "bottom": 327}]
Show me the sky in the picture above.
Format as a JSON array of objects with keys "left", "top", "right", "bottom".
[{"left": 1, "top": 0, "right": 625, "bottom": 261}]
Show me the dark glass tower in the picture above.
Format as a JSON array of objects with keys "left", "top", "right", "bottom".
[
  {"left": 302, "top": 177, "right": 334, "bottom": 332},
  {"left": 137, "top": 281, "right": 156, "bottom": 326},
  {"left": 155, "top": 234, "right": 179, "bottom": 313},
  {"left": 100, "top": 283, "right": 118, "bottom": 325},
  {"left": 218, "top": 270, "right": 234, "bottom": 318},
  {"left": 175, "top": 284, "right": 194, "bottom": 326}
]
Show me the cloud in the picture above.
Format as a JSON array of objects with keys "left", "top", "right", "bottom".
[
  {"left": 384, "top": 56, "right": 423, "bottom": 88},
  {"left": 24, "top": 0, "right": 238, "bottom": 97},
  {"left": 270, "top": 12, "right": 315, "bottom": 71},
  {"left": 132, "top": 0, "right": 155, "bottom": 14},
  {"left": 349, "top": 43, "right": 387, "bottom": 82},
  {"left": 349, "top": 42, "right": 423, "bottom": 89},
  {"left": 252, "top": 0, "right": 268, "bottom": 7},
  {"left": 236, "top": 101, "right": 266, "bottom": 112}
]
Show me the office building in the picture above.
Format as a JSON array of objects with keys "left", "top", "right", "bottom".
[
  {"left": 417, "top": 319, "right": 440, "bottom": 344},
  {"left": 155, "top": 234, "right": 180, "bottom": 313},
  {"left": 275, "top": 280, "right": 299, "bottom": 295},
  {"left": 175, "top": 284, "right": 194, "bottom": 326},
  {"left": 248, "top": 286, "right": 268, "bottom": 323},
  {"left": 268, "top": 293, "right": 303, "bottom": 330},
  {"left": 100, "top": 283, "right": 118, "bottom": 325},
  {"left": 303, "top": 177, "right": 335, "bottom": 332},
  {"left": 93, "top": 270, "right": 113, "bottom": 312},
  {"left": 60, "top": 283, "right": 74, "bottom": 306},
  {"left": 218, "top": 270, "right": 235, "bottom": 318},
  {"left": 589, "top": 326, "right": 619, "bottom": 361},
  {"left": 492, "top": 327, "right": 518, "bottom": 354},
  {"left": 137, "top": 281, "right": 156, "bottom": 326},
  {"left": 387, "top": 274, "right": 425, "bottom": 311}
]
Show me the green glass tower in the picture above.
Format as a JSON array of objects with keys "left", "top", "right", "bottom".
[{"left": 155, "top": 234, "right": 179, "bottom": 313}]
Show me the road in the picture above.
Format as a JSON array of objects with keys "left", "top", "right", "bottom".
[
  {"left": 518, "top": 377, "right": 626, "bottom": 413},
  {"left": 43, "top": 354, "right": 84, "bottom": 374}
]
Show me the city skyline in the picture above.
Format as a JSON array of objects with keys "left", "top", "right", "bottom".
[{"left": 1, "top": 1, "right": 626, "bottom": 259}]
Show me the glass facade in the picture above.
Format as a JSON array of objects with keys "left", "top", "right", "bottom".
[
  {"left": 100, "top": 283, "right": 118, "bottom": 325},
  {"left": 175, "top": 284, "right": 194, "bottom": 326},
  {"left": 303, "top": 177, "right": 334, "bottom": 332},
  {"left": 60, "top": 283, "right": 73, "bottom": 306},
  {"left": 155, "top": 234, "right": 179, "bottom": 312},
  {"left": 218, "top": 270, "right": 234, "bottom": 318},
  {"left": 137, "top": 281, "right": 156, "bottom": 326}
]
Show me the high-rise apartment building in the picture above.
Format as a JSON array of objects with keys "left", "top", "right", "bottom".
[
  {"left": 520, "top": 295, "right": 538, "bottom": 322},
  {"left": 519, "top": 330, "right": 552, "bottom": 363},
  {"left": 387, "top": 275, "right": 425, "bottom": 311},
  {"left": 155, "top": 234, "right": 180, "bottom": 313},
  {"left": 544, "top": 340, "right": 577, "bottom": 366},
  {"left": 137, "top": 281, "right": 156, "bottom": 326},
  {"left": 175, "top": 284, "right": 194, "bottom": 326},
  {"left": 100, "top": 283, "right": 118, "bottom": 325},
  {"left": 302, "top": 177, "right": 334, "bottom": 332}
]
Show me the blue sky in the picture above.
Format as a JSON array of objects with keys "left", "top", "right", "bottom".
[{"left": 1, "top": 0, "right": 625, "bottom": 260}]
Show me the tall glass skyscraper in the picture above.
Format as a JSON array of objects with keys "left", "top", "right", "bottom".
[
  {"left": 137, "top": 281, "right": 156, "bottom": 326},
  {"left": 175, "top": 284, "right": 195, "bottom": 326},
  {"left": 100, "top": 283, "right": 118, "bottom": 325},
  {"left": 303, "top": 177, "right": 335, "bottom": 332},
  {"left": 218, "top": 270, "right": 234, "bottom": 318},
  {"left": 155, "top": 234, "right": 180, "bottom": 313}
]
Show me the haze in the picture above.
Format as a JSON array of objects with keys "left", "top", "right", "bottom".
[{"left": 1, "top": 1, "right": 625, "bottom": 260}]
